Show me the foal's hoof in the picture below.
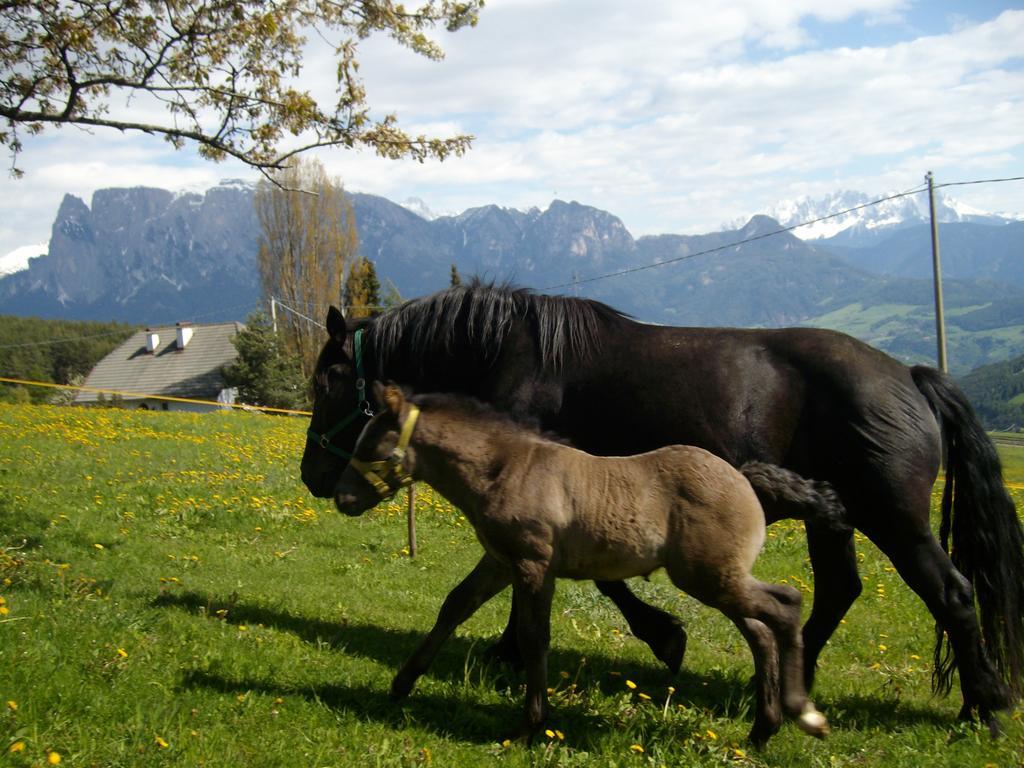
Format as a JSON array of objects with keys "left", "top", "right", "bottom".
[
  {"left": 656, "top": 624, "right": 688, "bottom": 675},
  {"left": 795, "top": 703, "right": 829, "bottom": 739}
]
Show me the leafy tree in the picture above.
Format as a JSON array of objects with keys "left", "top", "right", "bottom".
[
  {"left": 257, "top": 156, "right": 357, "bottom": 378},
  {"left": 344, "top": 257, "right": 381, "bottom": 318},
  {"left": 1, "top": 1, "right": 480, "bottom": 177},
  {"left": 222, "top": 313, "right": 307, "bottom": 410}
]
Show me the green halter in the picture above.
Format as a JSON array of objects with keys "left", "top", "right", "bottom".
[
  {"left": 348, "top": 405, "right": 420, "bottom": 498},
  {"left": 307, "top": 328, "right": 372, "bottom": 461}
]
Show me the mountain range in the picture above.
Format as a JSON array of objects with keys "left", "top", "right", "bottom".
[{"left": 1, "top": 181, "right": 1022, "bottom": 375}]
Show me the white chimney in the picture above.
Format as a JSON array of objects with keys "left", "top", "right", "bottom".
[
  {"left": 175, "top": 322, "right": 194, "bottom": 350},
  {"left": 145, "top": 329, "right": 160, "bottom": 353}
]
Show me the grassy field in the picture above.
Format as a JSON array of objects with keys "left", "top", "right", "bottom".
[{"left": 1, "top": 403, "right": 1022, "bottom": 767}]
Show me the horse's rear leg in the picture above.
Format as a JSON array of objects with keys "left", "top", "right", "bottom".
[
  {"left": 802, "top": 521, "right": 861, "bottom": 691},
  {"left": 391, "top": 554, "right": 511, "bottom": 700},
  {"left": 874, "top": 531, "right": 1012, "bottom": 733},
  {"left": 488, "top": 580, "right": 687, "bottom": 674}
]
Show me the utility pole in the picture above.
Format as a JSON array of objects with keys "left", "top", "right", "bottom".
[
  {"left": 270, "top": 296, "right": 278, "bottom": 335},
  {"left": 926, "top": 172, "right": 948, "bottom": 373}
]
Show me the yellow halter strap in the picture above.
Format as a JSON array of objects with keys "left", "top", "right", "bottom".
[{"left": 348, "top": 405, "right": 420, "bottom": 498}]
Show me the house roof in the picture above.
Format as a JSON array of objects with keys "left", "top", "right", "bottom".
[{"left": 76, "top": 322, "right": 242, "bottom": 404}]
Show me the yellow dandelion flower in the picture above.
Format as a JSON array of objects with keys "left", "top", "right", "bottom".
[
  {"left": 555, "top": 730, "right": 564, "bottom": 741},
  {"left": 6, "top": 700, "right": 16, "bottom": 711},
  {"left": 93, "top": 543, "right": 104, "bottom": 550},
  {"left": 0, "top": 606, "right": 9, "bottom": 616},
  {"left": 155, "top": 735, "right": 169, "bottom": 748},
  {"left": 733, "top": 747, "right": 747, "bottom": 758},
  {"left": 117, "top": 648, "right": 128, "bottom": 658},
  {"left": 9, "top": 742, "right": 26, "bottom": 754},
  {"left": 501, "top": 739, "right": 511, "bottom": 748},
  {"left": 47, "top": 751, "right": 62, "bottom": 765},
  {"left": 638, "top": 692, "right": 652, "bottom": 701},
  {"left": 544, "top": 729, "right": 555, "bottom": 739},
  {"left": 625, "top": 679, "right": 637, "bottom": 689},
  {"left": 706, "top": 729, "right": 718, "bottom": 740},
  {"left": 629, "top": 744, "right": 644, "bottom": 753}
]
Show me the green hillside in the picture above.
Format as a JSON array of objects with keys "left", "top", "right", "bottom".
[
  {"left": 959, "top": 353, "right": 1024, "bottom": 430},
  {"left": 0, "top": 315, "right": 136, "bottom": 403}
]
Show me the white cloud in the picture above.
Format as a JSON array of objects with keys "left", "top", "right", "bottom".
[{"left": 0, "top": 1, "right": 1021, "bottom": 255}]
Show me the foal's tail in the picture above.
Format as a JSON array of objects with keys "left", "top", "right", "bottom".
[
  {"left": 911, "top": 365, "right": 1024, "bottom": 700},
  {"left": 740, "top": 462, "right": 851, "bottom": 535}
]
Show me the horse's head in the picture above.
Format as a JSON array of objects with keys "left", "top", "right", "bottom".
[
  {"left": 300, "top": 306, "right": 374, "bottom": 498},
  {"left": 334, "top": 382, "right": 419, "bottom": 516}
]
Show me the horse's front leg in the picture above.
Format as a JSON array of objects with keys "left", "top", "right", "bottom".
[
  {"left": 509, "top": 561, "right": 556, "bottom": 743},
  {"left": 390, "top": 554, "right": 511, "bottom": 700}
]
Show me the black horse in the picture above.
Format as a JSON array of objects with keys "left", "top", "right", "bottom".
[{"left": 301, "top": 282, "right": 1024, "bottom": 730}]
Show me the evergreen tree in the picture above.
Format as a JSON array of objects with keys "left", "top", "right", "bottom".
[
  {"left": 450, "top": 263, "right": 462, "bottom": 287},
  {"left": 345, "top": 257, "right": 383, "bottom": 318},
  {"left": 222, "top": 313, "right": 307, "bottom": 410}
]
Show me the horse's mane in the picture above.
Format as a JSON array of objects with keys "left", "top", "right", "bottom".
[{"left": 369, "top": 280, "right": 630, "bottom": 373}]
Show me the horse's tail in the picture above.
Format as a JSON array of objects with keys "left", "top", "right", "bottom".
[
  {"left": 910, "top": 365, "right": 1024, "bottom": 700},
  {"left": 740, "top": 461, "right": 851, "bottom": 535}
]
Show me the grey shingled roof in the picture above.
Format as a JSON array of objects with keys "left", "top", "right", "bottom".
[{"left": 76, "top": 322, "right": 242, "bottom": 403}]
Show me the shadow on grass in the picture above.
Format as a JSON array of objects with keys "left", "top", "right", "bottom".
[
  {"left": 155, "top": 590, "right": 956, "bottom": 741},
  {"left": 182, "top": 668, "right": 535, "bottom": 745}
]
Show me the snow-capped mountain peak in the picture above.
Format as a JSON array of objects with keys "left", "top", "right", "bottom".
[
  {"left": 732, "top": 189, "right": 1015, "bottom": 242},
  {"left": 0, "top": 242, "right": 48, "bottom": 277}
]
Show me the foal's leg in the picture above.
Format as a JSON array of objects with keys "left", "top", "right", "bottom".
[
  {"left": 733, "top": 579, "right": 828, "bottom": 740},
  {"left": 731, "top": 617, "right": 783, "bottom": 746},
  {"left": 510, "top": 562, "right": 556, "bottom": 742},
  {"left": 390, "top": 554, "right": 512, "bottom": 701},
  {"left": 489, "top": 580, "right": 688, "bottom": 674}
]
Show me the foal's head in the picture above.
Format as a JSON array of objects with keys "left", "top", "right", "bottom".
[{"left": 334, "top": 382, "right": 418, "bottom": 517}]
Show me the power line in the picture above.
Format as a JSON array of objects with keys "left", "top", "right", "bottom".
[
  {"left": 543, "top": 172, "right": 1024, "bottom": 292},
  {"left": 543, "top": 184, "right": 929, "bottom": 291},
  {"left": 935, "top": 174, "right": 1024, "bottom": 189},
  {"left": 271, "top": 297, "right": 325, "bottom": 329}
]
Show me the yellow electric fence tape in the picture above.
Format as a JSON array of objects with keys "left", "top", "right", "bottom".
[{"left": 0, "top": 376, "right": 312, "bottom": 416}]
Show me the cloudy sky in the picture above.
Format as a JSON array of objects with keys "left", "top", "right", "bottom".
[{"left": 1, "top": 0, "right": 1022, "bottom": 260}]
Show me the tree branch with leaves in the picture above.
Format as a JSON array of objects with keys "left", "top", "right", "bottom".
[{"left": 1, "top": 0, "right": 481, "bottom": 177}]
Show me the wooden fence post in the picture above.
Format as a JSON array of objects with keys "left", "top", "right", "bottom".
[{"left": 407, "top": 484, "right": 417, "bottom": 558}]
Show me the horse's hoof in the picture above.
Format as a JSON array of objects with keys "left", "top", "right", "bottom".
[
  {"left": 389, "top": 673, "right": 415, "bottom": 702},
  {"left": 657, "top": 625, "right": 687, "bottom": 674},
  {"left": 483, "top": 641, "right": 525, "bottom": 671},
  {"left": 796, "top": 703, "right": 829, "bottom": 739},
  {"left": 500, "top": 724, "right": 539, "bottom": 747}
]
